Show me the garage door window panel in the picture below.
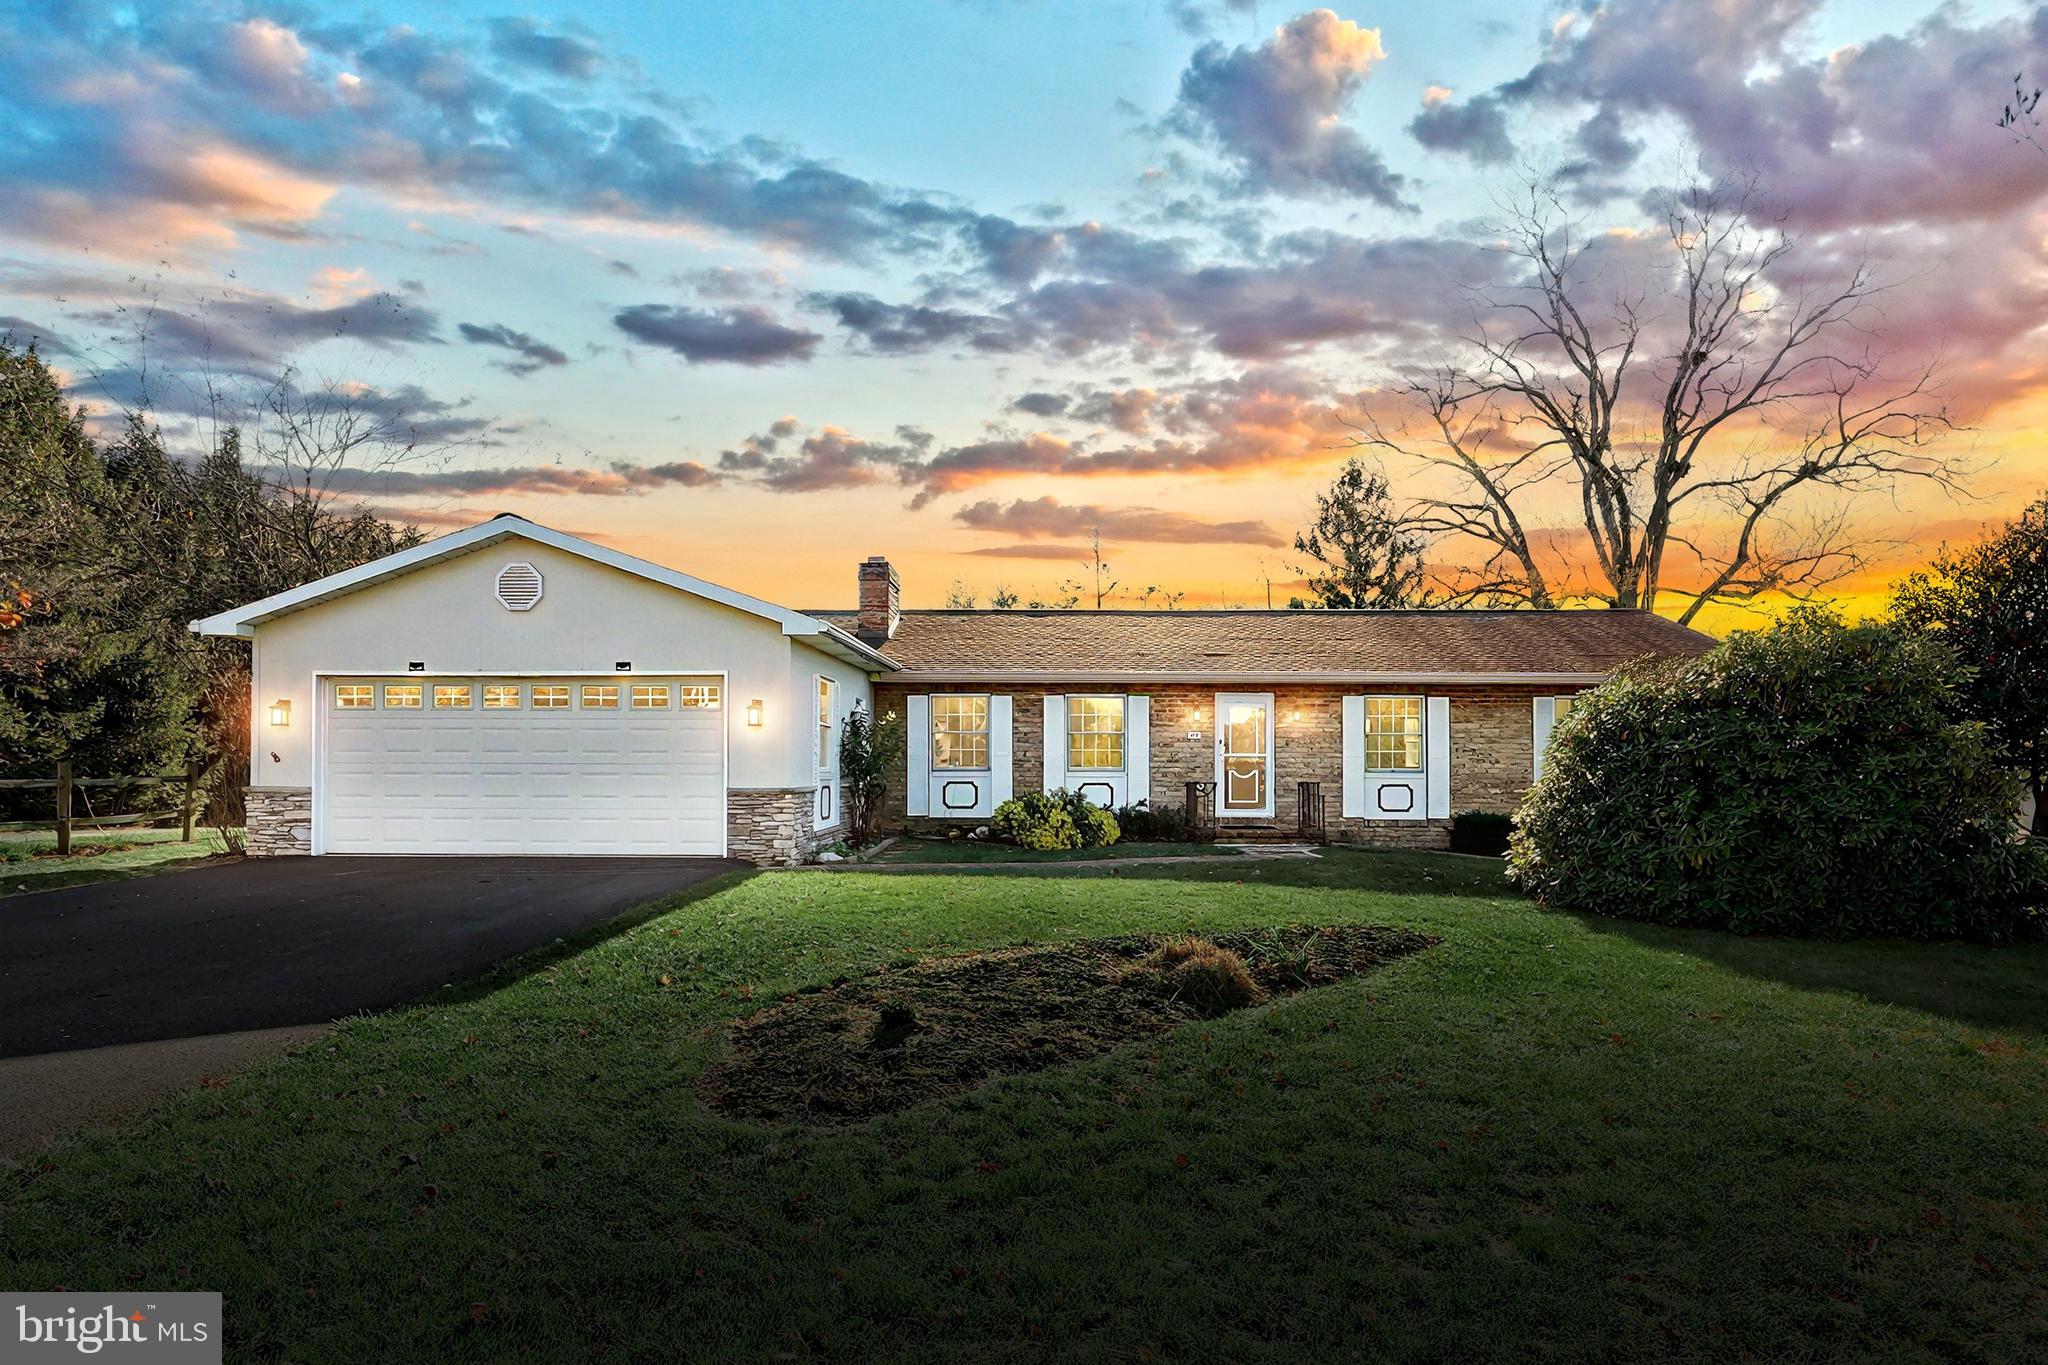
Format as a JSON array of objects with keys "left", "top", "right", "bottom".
[
  {"left": 335, "top": 684, "right": 375, "bottom": 710},
  {"left": 680, "top": 685, "right": 720, "bottom": 709},
  {"left": 482, "top": 685, "right": 521, "bottom": 709},
  {"left": 532, "top": 685, "right": 570, "bottom": 710},
  {"left": 383, "top": 684, "right": 423, "bottom": 709},
  {"left": 434, "top": 684, "right": 473, "bottom": 709},
  {"left": 581, "top": 685, "right": 620, "bottom": 710},
  {"left": 631, "top": 684, "right": 671, "bottom": 709}
]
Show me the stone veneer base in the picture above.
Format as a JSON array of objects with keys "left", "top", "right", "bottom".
[
  {"left": 247, "top": 784, "right": 823, "bottom": 866},
  {"left": 726, "top": 787, "right": 824, "bottom": 867},
  {"left": 245, "top": 786, "right": 314, "bottom": 856}
]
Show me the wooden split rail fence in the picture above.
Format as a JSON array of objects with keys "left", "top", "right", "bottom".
[{"left": 0, "top": 759, "right": 211, "bottom": 854}]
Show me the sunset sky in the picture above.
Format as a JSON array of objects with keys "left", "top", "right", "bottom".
[{"left": 4, "top": 0, "right": 2046, "bottom": 627}]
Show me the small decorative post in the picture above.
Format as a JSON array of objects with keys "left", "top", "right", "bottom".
[
  {"left": 181, "top": 758, "right": 201, "bottom": 843},
  {"left": 55, "top": 759, "right": 72, "bottom": 856}
]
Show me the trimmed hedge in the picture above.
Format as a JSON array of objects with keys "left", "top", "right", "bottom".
[
  {"left": 1449, "top": 810, "right": 1513, "bottom": 858},
  {"left": 1508, "top": 609, "right": 2045, "bottom": 941}
]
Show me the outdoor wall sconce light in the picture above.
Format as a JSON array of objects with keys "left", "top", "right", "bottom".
[
  {"left": 745, "top": 698, "right": 765, "bottom": 727},
  {"left": 268, "top": 699, "right": 292, "bottom": 727}
]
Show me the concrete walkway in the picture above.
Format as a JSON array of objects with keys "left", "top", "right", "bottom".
[{"left": 821, "top": 849, "right": 1318, "bottom": 873}]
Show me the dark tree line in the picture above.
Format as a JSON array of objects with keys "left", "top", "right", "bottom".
[{"left": 0, "top": 340, "right": 419, "bottom": 818}]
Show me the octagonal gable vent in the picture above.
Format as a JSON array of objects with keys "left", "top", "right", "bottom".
[{"left": 495, "top": 561, "right": 544, "bottom": 612}]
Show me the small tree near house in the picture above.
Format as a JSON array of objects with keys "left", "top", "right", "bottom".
[{"left": 838, "top": 703, "right": 903, "bottom": 847}]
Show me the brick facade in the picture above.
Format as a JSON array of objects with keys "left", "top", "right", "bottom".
[
  {"left": 727, "top": 786, "right": 824, "bottom": 866},
  {"left": 244, "top": 786, "right": 313, "bottom": 856},
  {"left": 873, "top": 682, "right": 1568, "bottom": 848}
]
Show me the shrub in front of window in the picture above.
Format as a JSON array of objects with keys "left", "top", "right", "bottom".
[
  {"left": 1113, "top": 800, "right": 1195, "bottom": 842},
  {"left": 1509, "top": 608, "right": 2047, "bottom": 941},
  {"left": 1449, "top": 811, "right": 1513, "bottom": 858},
  {"left": 992, "top": 789, "right": 1120, "bottom": 850},
  {"left": 992, "top": 793, "right": 1081, "bottom": 851}
]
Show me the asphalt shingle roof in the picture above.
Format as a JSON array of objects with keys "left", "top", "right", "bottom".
[{"left": 808, "top": 609, "right": 1716, "bottom": 678}]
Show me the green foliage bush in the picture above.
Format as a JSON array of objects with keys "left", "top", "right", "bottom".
[
  {"left": 1112, "top": 800, "right": 1196, "bottom": 842},
  {"left": 1509, "top": 608, "right": 2046, "bottom": 941},
  {"left": 992, "top": 789, "right": 1120, "bottom": 851},
  {"left": 1449, "top": 811, "right": 1513, "bottom": 858}
]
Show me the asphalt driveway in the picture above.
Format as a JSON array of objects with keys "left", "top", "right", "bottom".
[{"left": 0, "top": 856, "right": 743, "bottom": 1057}]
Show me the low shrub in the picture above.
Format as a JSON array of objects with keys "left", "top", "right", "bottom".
[
  {"left": 1449, "top": 810, "right": 1513, "bottom": 858},
  {"left": 1112, "top": 800, "right": 1195, "bottom": 842},
  {"left": 1125, "top": 937, "right": 1263, "bottom": 1016},
  {"left": 1509, "top": 608, "right": 2046, "bottom": 941},
  {"left": 992, "top": 789, "right": 1119, "bottom": 850}
]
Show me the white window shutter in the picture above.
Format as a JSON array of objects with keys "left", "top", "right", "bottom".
[
  {"left": 990, "top": 695, "right": 1014, "bottom": 805},
  {"left": 1042, "top": 694, "right": 1066, "bottom": 792},
  {"left": 906, "top": 695, "right": 931, "bottom": 815},
  {"left": 1126, "top": 695, "right": 1150, "bottom": 808},
  {"left": 1532, "top": 696, "right": 1556, "bottom": 783},
  {"left": 1341, "top": 695, "right": 1365, "bottom": 818},
  {"left": 1426, "top": 696, "right": 1452, "bottom": 819}
]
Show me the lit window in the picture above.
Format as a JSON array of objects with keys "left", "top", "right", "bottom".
[
  {"left": 1554, "top": 696, "right": 1576, "bottom": 723},
  {"left": 531, "top": 685, "right": 570, "bottom": 710},
  {"left": 336, "top": 684, "right": 375, "bottom": 709},
  {"left": 383, "top": 684, "right": 423, "bottom": 709},
  {"left": 631, "top": 684, "right": 670, "bottom": 709},
  {"left": 433, "top": 684, "right": 472, "bottom": 709},
  {"left": 817, "top": 677, "right": 836, "bottom": 773},
  {"left": 932, "top": 695, "right": 990, "bottom": 770},
  {"left": 679, "top": 685, "right": 721, "bottom": 709},
  {"left": 1066, "top": 696, "right": 1125, "bottom": 770},
  {"left": 581, "top": 684, "right": 619, "bottom": 709},
  {"left": 1364, "top": 696, "right": 1423, "bottom": 770},
  {"left": 482, "top": 685, "right": 521, "bottom": 709}
]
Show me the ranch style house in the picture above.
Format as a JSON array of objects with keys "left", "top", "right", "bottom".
[{"left": 193, "top": 514, "right": 1715, "bottom": 863}]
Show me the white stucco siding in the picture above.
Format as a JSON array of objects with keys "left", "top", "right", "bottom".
[
  {"left": 789, "top": 639, "right": 876, "bottom": 833},
  {"left": 248, "top": 536, "right": 809, "bottom": 791}
]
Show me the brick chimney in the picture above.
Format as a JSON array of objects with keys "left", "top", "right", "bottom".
[{"left": 857, "top": 556, "right": 900, "bottom": 641}]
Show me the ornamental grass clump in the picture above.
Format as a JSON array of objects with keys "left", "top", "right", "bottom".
[
  {"left": 1509, "top": 608, "right": 2046, "bottom": 941},
  {"left": 1125, "top": 937, "right": 1264, "bottom": 1017}
]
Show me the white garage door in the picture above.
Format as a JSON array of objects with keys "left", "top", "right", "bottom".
[{"left": 319, "top": 676, "right": 725, "bottom": 855}]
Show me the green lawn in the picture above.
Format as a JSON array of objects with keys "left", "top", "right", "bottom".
[
  {"left": 4, "top": 852, "right": 2045, "bottom": 1362},
  {"left": 0, "top": 827, "right": 233, "bottom": 897},
  {"left": 873, "top": 836, "right": 1241, "bottom": 863}
]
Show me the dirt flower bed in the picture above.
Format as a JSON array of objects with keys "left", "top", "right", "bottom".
[{"left": 696, "top": 925, "right": 1435, "bottom": 1123}]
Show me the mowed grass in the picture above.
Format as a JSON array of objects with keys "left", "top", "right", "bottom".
[
  {"left": 0, "top": 827, "right": 233, "bottom": 897},
  {"left": 4, "top": 852, "right": 2046, "bottom": 1363},
  {"left": 873, "top": 837, "right": 1241, "bottom": 863}
]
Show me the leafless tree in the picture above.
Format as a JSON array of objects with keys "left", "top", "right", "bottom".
[
  {"left": 2000, "top": 70, "right": 2044, "bottom": 155},
  {"left": 1351, "top": 170, "right": 1967, "bottom": 623},
  {"left": 1081, "top": 527, "right": 1120, "bottom": 608}
]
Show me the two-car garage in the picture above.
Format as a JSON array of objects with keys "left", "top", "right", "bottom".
[{"left": 318, "top": 675, "right": 727, "bottom": 856}]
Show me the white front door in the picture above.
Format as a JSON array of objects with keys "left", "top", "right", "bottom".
[
  {"left": 319, "top": 675, "right": 726, "bottom": 855},
  {"left": 1215, "top": 692, "right": 1273, "bottom": 817}
]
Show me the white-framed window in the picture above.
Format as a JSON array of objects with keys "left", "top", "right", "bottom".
[
  {"left": 335, "top": 684, "right": 375, "bottom": 710},
  {"left": 482, "top": 685, "right": 521, "bottom": 709},
  {"left": 531, "top": 685, "right": 571, "bottom": 710},
  {"left": 630, "top": 684, "right": 671, "bottom": 710},
  {"left": 580, "top": 684, "right": 619, "bottom": 709},
  {"left": 1364, "top": 696, "right": 1424, "bottom": 771},
  {"left": 932, "top": 694, "right": 991, "bottom": 770},
  {"left": 816, "top": 676, "right": 836, "bottom": 774},
  {"left": 382, "top": 683, "right": 423, "bottom": 709},
  {"left": 1066, "top": 695, "right": 1125, "bottom": 771},
  {"left": 433, "top": 684, "right": 472, "bottom": 709},
  {"left": 679, "top": 684, "right": 721, "bottom": 709}
]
